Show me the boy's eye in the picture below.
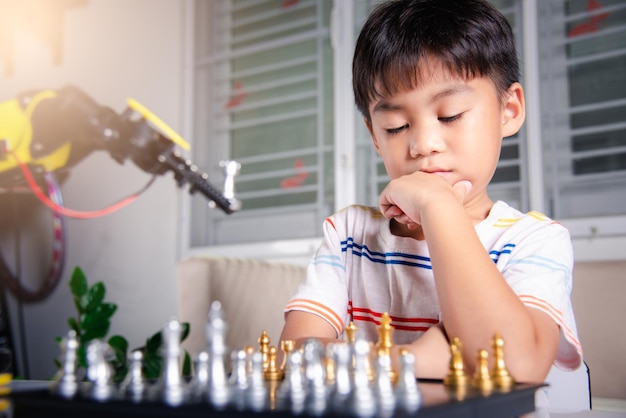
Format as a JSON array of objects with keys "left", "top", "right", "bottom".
[
  {"left": 385, "top": 124, "right": 408, "bottom": 135},
  {"left": 438, "top": 113, "right": 462, "bottom": 123}
]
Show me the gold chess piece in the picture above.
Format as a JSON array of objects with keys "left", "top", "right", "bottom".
[
  {"left": 263, "top": 346, "right": 284, "bottom": 381},
  {"left": 258, "top": 330, "right": 271, "bottom": 372},
  {"left": 280, "top": 339, "right": 295, "bottom": 372},
  {"left": 264, "top": 346, "right": 283, "bottom": 411},
  {"left": 490, "top": 332, "right": 514, "bottom": 390},
  {"left": 376, "top": 312, "right": 397, "bottom": 383},
  {"left": 345, "top": 321, "right": 357, "bottom": 343},
  {"left": 443, "top": 337, "right": 468, "bottom": 388},
  {"left": 471, "top": 349, "right": 494, "bottom": 394}
]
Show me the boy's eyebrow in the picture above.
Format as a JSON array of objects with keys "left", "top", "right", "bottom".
[{"left": 371, "top": 84, "right": 475, "bottom": 114}]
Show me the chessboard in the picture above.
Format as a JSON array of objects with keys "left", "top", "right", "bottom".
[{"left": 6, "top": 301, "right": 545, "bottom": 418}]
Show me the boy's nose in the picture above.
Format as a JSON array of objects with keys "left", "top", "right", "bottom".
[{"left": 409, "top": 131, "right": 445, "bottom": 158}]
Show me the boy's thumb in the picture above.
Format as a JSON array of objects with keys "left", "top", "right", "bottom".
[{"left": 453, "top": 180, "right": 472, "bottom": 200}]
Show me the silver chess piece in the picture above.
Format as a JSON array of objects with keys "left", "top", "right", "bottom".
[
  {"left": 303, "top": 338, "right": 327, "bottom": 416},
  {"left": 276, "top": 349, "right": 306, "bottom": 415},
  {"left": 329, "top": 342, "right": 352, "bottom": 414},
  {"left": 374, "top": 353, "right": 397, "bottom": 418},
  {"left": 395, "top": 350, "right": 421, "bottom": 415},
  {"left": 206, "top": 310, "right": 230, "bottom": 409},
  {"left": 84, "top": 339, "right": 118, "bottom": 402},
  {"left": 121, "top": 350, "right": 148, "bottom": 403},
  {"left": 50, "top": 329, "right": 81, "bottom": 399},
  {"left": 245, "top": 351, "right": 267, "bottom": 412},
  {"left": 160, "top": 317, "right": 189, "bottom": 407},
  {"left": 191, "top": 350, "right": 210, "bottom": 403},
  {"left": 228, "top": 349, "right": 249, "bottom": 410},
  {"left": 349, "top": 336, "right": 376, "bottom": 418}
]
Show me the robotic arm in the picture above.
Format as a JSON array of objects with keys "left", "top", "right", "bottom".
[
  {"left": 0, "top": 84, "right": 241, "bottom": 214},
  {"left": 0, "top": 85, "right": 240, "bottom": 302}
]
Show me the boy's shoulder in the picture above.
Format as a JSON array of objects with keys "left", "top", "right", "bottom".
[{"left": 487, "top": 201, "right": 571, "bottom": 239}]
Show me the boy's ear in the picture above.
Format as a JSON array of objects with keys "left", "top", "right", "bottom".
[
  {"left": 365, "top": 117, "right": 382, "bottom": 154},
  {"left": 501, "top": 82, "right": 526, "bottom": 138}
]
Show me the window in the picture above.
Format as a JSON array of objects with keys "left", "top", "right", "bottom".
[{"left": 183, "top": 0, "right": 626, "bottom": 255}]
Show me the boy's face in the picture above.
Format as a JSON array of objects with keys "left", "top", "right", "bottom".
[{"left": 366, "top": 64, "right": 525, "bottom": 208}]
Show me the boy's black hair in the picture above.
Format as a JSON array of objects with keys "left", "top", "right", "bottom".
[{"left": 353, "top": 0, "right": 520, "bottom": 119}]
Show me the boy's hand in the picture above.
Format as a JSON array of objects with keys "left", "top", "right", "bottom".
[{"left": 378, "top": 172, "right": 472, "bottom": 227}]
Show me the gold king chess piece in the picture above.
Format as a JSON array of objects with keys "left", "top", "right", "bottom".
[
  {"left": 490, "top": 332, "right": 514, "bottom": 390},
  {"left": 375, "top": 312, "right": 397, "bottom": 383}
]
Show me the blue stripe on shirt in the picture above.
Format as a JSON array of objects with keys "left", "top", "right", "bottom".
[{"left": 341, "top": 238, "right": 432, "bottom": 270}]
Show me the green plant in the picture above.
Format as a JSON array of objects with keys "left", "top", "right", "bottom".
[{"left": 55, "top": 266, "right": 191, "bottom": 383}]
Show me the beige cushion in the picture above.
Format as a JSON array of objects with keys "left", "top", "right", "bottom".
[
  {"left": 572, "top": 261, "right": 626, "bottom": 400},
  {"left": 176, "top": 255, "right": 306, "bottom": 357}
]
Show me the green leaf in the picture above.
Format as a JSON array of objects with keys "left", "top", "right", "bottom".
[
  {"left": 83, "top": 282, "right": 106, "bottom": 312},
  {"left": 108, "top": 335, "right": 128, "bottom": 364},
  {"left": 180, "top": 322, "right": 190, "bottom": 342},
  {"left": 182, "top": 351, "right": 192, "bottom": 377},
  {"left": 69, "top": 267, "right": 88, "bottom": 298},
  {"left": 142, "top": 351, "right": 163, "bottom": 380},
  {"left": 67, "top": 317, "right": 80, "bottom": 334},
  {"left": 145, "top": 330, "right": 162, "bottom": 353},
  {"left": 80, "top": 304, "right": 117, "bottom": 329},
  {"left": 81, "top": 322, "right": 111, "bottom": 342}
]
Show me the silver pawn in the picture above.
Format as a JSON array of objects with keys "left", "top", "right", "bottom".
[
  {"left": 191, "top": 351, "right": 210, "bottom": 403},
  {"left": 303, "top": 338, "right": 327, "bottom": 416},
  {"left": 245, "top": 352, "right": 267, "bottom": 412},
  {"left": 122, "top": 350, "right": 148, "bottom": 403},
  {"left": 50, "top": 330, "right": 80, "bottom": 399},
  {"left": 329, "top": 343, "right": 352, "bottom": 414},
  {"left": 395, "top": 350, "right": 421, "bottom": 415},
  {"left": 349, "top": 336, "right": 376, "bottom": 418},
  {"left": 276, "top": 349, "right": 306, "bottom": 415},
  {"left": 375, "top": 354, "right": 396, "bottom": 418},
  {"left": 228, "top": 349, "right": 249, "bottom": 411}
]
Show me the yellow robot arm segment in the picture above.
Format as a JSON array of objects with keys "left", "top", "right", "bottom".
[{"left": 126, "top": 98, "right": 190, "bottom": 150}]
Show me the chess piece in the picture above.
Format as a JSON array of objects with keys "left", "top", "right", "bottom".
[
  {"left": 280, "top": 339, "right": 296, "bottom": 371},
  {"left": 207, "top": 310, "right": 230, "bottom": 409},
  {"left": 264, "top": 346, "right": 284, "bottom": 411},
  {"left": 375, "top": 313, "right": 397, "bottom": 383},
  {"left": 160, "top": 317, "right": 189, "bottom": 406},
  {"left": 394, "top": 349, "right": 421, "bottom": 415},
  {"left": 122, "top": 350, "right": 149, "bottom": 403},
  {"left": 84, "top": 339, "right": 118, "bottom": 402},
  {"left": 490, "top": 332, "right": 514, "bottom": 390},
  {"left": 276, "top": 348, "right": 306, "bottom": 415},
  {"left": 324, "top": 343, "right": 336, "bottom": 386},
  {"left": 303, "top": 338, "right": 327, "bottom": 416},
  {"left": 374, "top": 353, "right": 396, "bottom": 418},
  {"left": 191, "top": 351, "right": 210, "bottom": 403},
  {"left": 329, "top": 343, "right": 352, "bottom": 414},
  {"left": 443, "top": 337, "right": 468, "bottom": 388},
  {"left": 258, "top": 330, "right": 271, "bottom": 372},
  {"left": 50, "top": 330, "right": 81, "bottom": 400},
  {"left": 245, "top": 351, "right": 268, "bottom": 412},
  {"left": 348, "top": 336, "right": 376, "bottom": 418},
  {"left": 228, "top": 349, "right": 249, "bottom": 411},
  {"left": 471, "top": 349, "right": 494, "bottom": 394}
]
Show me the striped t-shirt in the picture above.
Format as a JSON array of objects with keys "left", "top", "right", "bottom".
[{"left": 284, "top": 200, "right": 582, "bottom": 370}]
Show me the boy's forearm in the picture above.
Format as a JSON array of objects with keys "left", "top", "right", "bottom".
[{"left": 420, "top": 199, "right": 557, "bottom": 382}]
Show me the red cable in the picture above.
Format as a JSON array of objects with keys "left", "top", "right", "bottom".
[{"left": 13, "top": 153, "right": 155, "bottom": 219}]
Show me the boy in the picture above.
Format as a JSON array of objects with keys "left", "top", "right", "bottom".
[{"left": 279, "top": 0, "right": 582, "bottom": 384}]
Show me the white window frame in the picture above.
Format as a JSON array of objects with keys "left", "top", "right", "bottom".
[{"left": 178, "top": 0, "right": 626, "bottom": 264}]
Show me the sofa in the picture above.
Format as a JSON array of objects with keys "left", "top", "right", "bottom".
[{"left": 176, "top": 255, "right": 625, "bottom": 412}]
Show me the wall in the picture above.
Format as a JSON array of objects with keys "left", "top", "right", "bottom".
[{"left": 0, "top": 0, "right": 183, "bottom": 379}]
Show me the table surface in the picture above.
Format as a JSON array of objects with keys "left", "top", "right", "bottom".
[{"left": 6, "top": 379, "right": 544, "bottom": 418}]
